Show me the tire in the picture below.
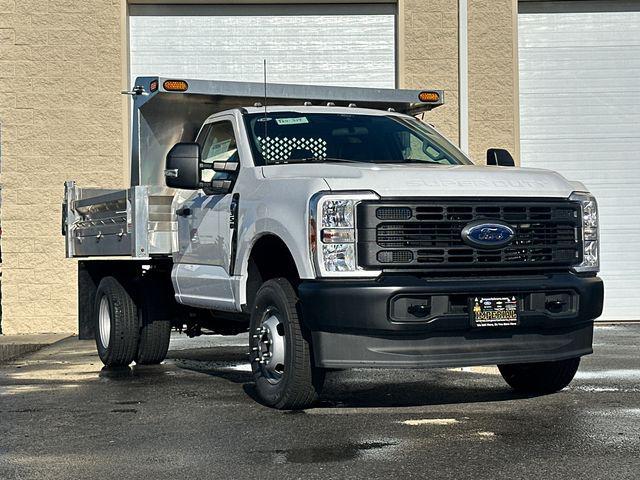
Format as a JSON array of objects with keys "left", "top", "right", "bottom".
[
  {"left": 135, "top": 277, "right": 172, "bottom": 365},
  {"left": 498, "top": 357, "right": 581, "bottom": 393},
  {"left": 249, "top": 278, "right": 325, "bottom": 409},
  {"left": 95, "top": 276, "right": 139, "bottom": 367}
]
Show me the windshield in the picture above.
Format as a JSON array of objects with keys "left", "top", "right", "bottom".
[{"left": 243, "top": 112, "right": 471, "bottom": 166}]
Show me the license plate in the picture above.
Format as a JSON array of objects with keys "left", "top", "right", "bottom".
[{"left": 471, "top": 296, "right": 519, "bottom": 327}]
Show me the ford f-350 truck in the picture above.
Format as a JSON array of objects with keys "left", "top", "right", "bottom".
[{"left": 63, "top": 77, "right": 603, "bottom": 409}]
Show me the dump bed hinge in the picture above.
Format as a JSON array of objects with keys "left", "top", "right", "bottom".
[{"left": 121, "top": 85, "right": 148, "bottom": 96}]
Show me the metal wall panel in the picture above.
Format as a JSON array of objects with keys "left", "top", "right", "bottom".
[
  {"left": 129, "top": 6, "right": 395, "bottom": 88},
  {"left": 519, "top": 4, "right": 640, "bottom": 320}
]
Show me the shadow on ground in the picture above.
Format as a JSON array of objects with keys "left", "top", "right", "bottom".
[{"left": 164, "top": 344, "right": 536, "bottom": 409}]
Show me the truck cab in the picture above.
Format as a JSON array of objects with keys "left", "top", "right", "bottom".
[{"left": 63, "top": 77, "right": 603, "bottom": 409}]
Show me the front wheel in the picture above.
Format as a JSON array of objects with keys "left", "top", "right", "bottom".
[
  {"left": 498, "top": 357, "right": 581, "bottom": 393},
  {"left": 249, "top": 278, "right": 324, "bottom": 409}
]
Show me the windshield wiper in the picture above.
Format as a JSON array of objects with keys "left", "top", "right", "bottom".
[
  {"left": 399, "top": 158, "right": 446, "bottom": 165},
  {"left": 289, "top": 157, "right": 362, "bottom": 164},
  {"left": 273, "top": 157, "right": 446, "bottom": 165}
]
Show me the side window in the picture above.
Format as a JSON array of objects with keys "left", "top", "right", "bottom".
[
  {"left": 195, "top": 123, "right": 212, "bottom": 149},
  {"left": 200, "top": 121, "right": 239, "bottom": 182},
  {"left": 396, "top": 131, "right": 449, "bottom": 163}
]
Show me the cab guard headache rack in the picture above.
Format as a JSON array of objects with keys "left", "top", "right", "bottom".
[{"left": 126, "top": 76, "right": 444, "bottom": 187}]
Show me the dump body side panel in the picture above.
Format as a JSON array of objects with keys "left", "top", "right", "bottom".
[{"left": 63, "top": 182, "right": 176, "bottom": 259}]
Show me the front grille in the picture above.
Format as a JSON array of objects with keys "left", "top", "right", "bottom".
[{"left": 357, "top": 200, "right": 582, "bottom": 270}]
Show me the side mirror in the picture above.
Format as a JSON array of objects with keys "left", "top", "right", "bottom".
[
  {"left": 165, "top": 142, "right": 201, "bottom": 189},
  {"left": 487, "top": 148, "right": 515, "bottom": 167}
]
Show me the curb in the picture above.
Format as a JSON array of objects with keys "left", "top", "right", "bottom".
[{"left": 0, "top": 334, "right": 73, "bottom": 365}]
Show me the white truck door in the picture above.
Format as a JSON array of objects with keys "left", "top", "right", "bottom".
[{"left": 174, "top": 117, "right": 240, "bottom": 311}]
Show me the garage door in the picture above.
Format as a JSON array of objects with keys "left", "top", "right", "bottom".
[
  {"left": 519, "top": 2, "right": 640, "bottom": 320},
  {"left": 129, "top": 4, "right": 396, "bottom": 88}
]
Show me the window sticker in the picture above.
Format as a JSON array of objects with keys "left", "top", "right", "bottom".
[
  {"left": 275, "top": 117, "right": 309, "bottom": 126},
  {"left": 210, "top": 139, "right": 232, "bottom": 156}
]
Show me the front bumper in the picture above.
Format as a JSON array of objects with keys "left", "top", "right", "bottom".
[{"left": 298, "top": 272, "right": 603, "bottom": 369}]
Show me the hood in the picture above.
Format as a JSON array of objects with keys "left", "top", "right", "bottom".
[{"left": 261, "top": 163, "right": 581, "bottom": 198}]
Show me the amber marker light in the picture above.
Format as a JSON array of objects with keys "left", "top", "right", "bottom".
[
  {"left": 163, "top": 80, "right": 189, "bottom": 92},
  {"left": 418, "top": 91, "right": 440, "bottom": 103}
]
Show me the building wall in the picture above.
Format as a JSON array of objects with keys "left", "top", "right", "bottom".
[
  {"left": 400, "top": 0, "right": 519, "bottom": 164},
  {"left": 0, "top": 0, "right": 126, "bottom": 334},
  {"left": 0, "top": 0, "right": 519, "bottom": 334},
  {"left": 467, "top": 0, "right": 520, "bottom": 164},
  {"left": 399, "top": 0, "right": 460, "bottom": 143}
]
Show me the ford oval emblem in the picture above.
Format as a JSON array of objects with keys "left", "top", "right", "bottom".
[{"left": 461, "top": 221, "right": 515, "bottom": 249}]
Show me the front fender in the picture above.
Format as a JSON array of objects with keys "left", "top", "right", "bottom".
[{"left": 232, "top": 176, "right": 328, "bottom": 309}]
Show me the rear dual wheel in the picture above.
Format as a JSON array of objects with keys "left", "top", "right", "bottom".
[
  {"left": 135, "top": 277, "right": 172, "bottom": 365},
  {"left": 95, "top": 277, "right": 139, "bottom": 366},
  {"left": 95, "top": 276, "right": 171, "bottom": 367}
]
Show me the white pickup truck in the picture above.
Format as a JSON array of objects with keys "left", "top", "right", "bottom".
[{"left": 63, "top": 77, "right": 603, "bottom": 409}]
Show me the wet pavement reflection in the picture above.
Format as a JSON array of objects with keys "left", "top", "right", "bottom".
[{"left": 0, "top": 325, "right": 638, "bottom": 479}]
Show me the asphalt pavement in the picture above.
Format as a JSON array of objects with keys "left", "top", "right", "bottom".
[{"left": 0, "top": 324, "right": 638, "bottom": 480}]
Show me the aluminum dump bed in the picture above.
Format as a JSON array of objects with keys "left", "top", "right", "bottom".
[
  {"left": 63, "top": 77, "right": 444, "bottom": 258},
  {"left": 63, "top": 181, "right": 175, "bottom": 259}
]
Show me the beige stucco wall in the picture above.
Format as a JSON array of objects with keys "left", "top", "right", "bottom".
[
  {"left": 0, "top": 0, "right": 519, "bottom": 334},
  {"left": 467, "top": 0, "right": 520, "bottom": 164},
  {"left": 399, "top": 0, "right": 460, "bottom": 143},
  {"left": 400, "top": 0, "right": 519, "bottom": 164},
  {"left": 0, "top": 0, "right": 126, "bottom": 334}
]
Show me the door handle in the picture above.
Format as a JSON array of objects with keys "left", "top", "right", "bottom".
[{"left": 176, "top": 207, "right": 191, "bottom": 217}]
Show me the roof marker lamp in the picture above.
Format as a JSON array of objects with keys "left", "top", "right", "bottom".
[
  {"left": 418, "top": 91, "right": 440, "bottom": 103},
  {"left": 571, "top": 192, "right": 599, "bottom": 273},
  {"left": 309, "top": 193, "right": 381, "bottom": 277},
  {"left": 163, "top": 80, "right": 188, "bottom": 92}
]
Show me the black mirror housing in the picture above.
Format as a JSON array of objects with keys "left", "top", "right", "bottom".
[
  {"left": 165, "top": 142, "right": 201, "bottom": 189},
  {"left": 486, "top": 148, "right": 515, "bottom": 167}
]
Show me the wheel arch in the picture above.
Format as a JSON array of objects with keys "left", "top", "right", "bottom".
[{"left": 241, "top": 233, "right": 302, "bottom": 312}]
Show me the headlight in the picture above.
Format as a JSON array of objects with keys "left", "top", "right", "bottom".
[
  {"left": 309, "top": 192, "right": 381, "bottom": 277},
  {"left": 322, "top": 244, "right": 356, "bottom": 271},
  {"left": 570, "top": 192, "right": 599, "bottom": 273},
  {"left": 322, "top": 200, "right": 355, "bottom": 228}
]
